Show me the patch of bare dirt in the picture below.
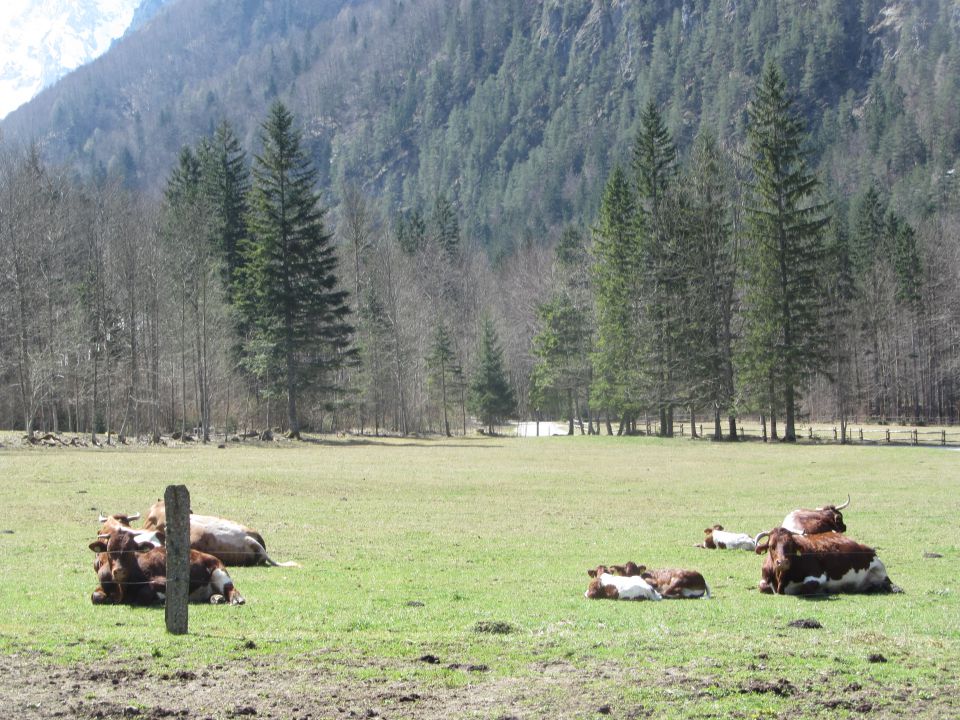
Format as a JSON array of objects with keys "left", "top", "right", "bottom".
[{"left": 1, "top": 651, "right": 957, "bottom": 719}]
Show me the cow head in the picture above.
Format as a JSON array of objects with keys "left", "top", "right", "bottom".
[
  {"left": 755, "top": 528, "right": 800, "bottom": 593},
  {"left": 816, "top": 503, "right": 847, "bottom": 533},
  {"left": 585, "top": 576, "right": 619, "bottom": 599},
  {"left": 702, "top": 525, "right": 724, "bottom": 548},
  {"left": 587, "top": 565, "right": 610, "bottom": 579},
  {"left": 89, "top": 533, "right": 155, "bottom": 587},
  {"left": 609, "top": 561, "right": 646, "bottom": 577}
]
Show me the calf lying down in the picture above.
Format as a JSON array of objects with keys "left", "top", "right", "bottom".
[
  {"left": 585, "top": 563, "right": 710, "bottom": 600},
  {"left": 698, "top": 525, "right": 760, "bottom": 551}
]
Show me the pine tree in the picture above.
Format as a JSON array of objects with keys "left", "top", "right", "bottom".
[
  {"left": 199, "top": 120, "right": 249, "bottom": 299},
  {"left": 686, "top": 131, "right": 739, "bottom": 440},
  {"left": 590, "top": 166, "right": 642, "bottom": 432},
  {"left": 469, "top": 317, "right": 516, "bottom": 434},
  {"left": 427, "top": 323, "right": 460, "bottom": 436},
  {"left": 632, "top": 102, "right": 682, "bottom": 436},
  {"left": 741, "top": 63, "right": 831, "bottom": 442},
  {"left": 237, "top": 102, "right": 354, "bottom": 439}
]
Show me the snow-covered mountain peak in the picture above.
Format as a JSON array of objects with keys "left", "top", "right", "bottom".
[{"left": 0, "top": 0, "right": 143, "bottom": 120}]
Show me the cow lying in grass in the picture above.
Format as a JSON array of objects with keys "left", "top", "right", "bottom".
[
  {"left": 697, "top": 525, "right": 760, "bottom": 551},
  {"left": 754, "top": 527, "right": 898, "bottom": 595},
  {"left": 781, "top": 495, "right": 850, "bottom": 535},
  {"left": 585, "top": 566, "right": 662, "bottom": 601},
  {"left": 586, "top": 563, "right": 709, "bottom": 600},
  {"left": 89, "top": 531, "right": 245, "bottom": 605},
  {"left": 142, "top": 499, "right": 297, "bottom": 567}
]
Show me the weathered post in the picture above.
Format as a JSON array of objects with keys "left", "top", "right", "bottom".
[{"left": 164, "top": 484, "right": 190, "bottom": 635}]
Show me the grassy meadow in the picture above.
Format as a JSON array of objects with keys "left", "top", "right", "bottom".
[{"left": 0, "top": 435, "right": 957, "bottom": 718}]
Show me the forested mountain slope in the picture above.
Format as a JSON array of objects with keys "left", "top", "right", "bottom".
[{"left": 3, "top": 0, "right": 959, "bottom": 254}]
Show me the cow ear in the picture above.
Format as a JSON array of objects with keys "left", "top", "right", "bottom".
[
  {"left": 715, "top": 525, "right": 723, "bottom": 531},
  {"left": 703, "top": 528, "right": 712, "bottom": 534},
  {"left": 755, "top": 543, "right": 769, "bottom": 555},
  {"left": 89, "top": 541, "right": 107, "bottom": 553},
  {"left": 635, "top": 565, "right": 647, "bottom": 573},
  {"left": 587, "top": 569, "right": 597, "bottom": 578}
]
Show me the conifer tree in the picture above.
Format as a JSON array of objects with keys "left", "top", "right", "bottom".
[
  {"left": 632, "top": 101, "right": 682, "bottom": 436},
  {"left": 427, "top": 323, "right": 460, "bottom": 436},
  {"left": 687, "top": 131, "right": 739, "bottom": 440},
  {"left": 741, "top": 63, "right": 830, "bottom": 442},
  {"left": 469, "top": 317, "right": 516, "bottom": 434},
  {"left": 591, "top": 166, "right": 641, "bottom": 432},
  {"left": 237, "top": 102, "right": 353, "bottom": 439},
  {"left": 199, "top": 120, "right": 249, "bottom": 299}
]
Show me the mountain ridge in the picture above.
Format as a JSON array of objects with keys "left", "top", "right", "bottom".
[{"left": 2, "top": 0, "right": 958, "bottom": 251}]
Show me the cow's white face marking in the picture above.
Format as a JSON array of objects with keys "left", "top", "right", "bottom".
[{"left": 598, "top": 573, "right": 662, "bottom": 601}]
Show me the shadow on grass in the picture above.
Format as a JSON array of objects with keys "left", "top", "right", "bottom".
[{"left": 295, "top": 436, "right": 506, "bottom": 450}]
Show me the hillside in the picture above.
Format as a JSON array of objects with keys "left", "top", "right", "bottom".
[{"left": 3, "top": 0, "right": 959, "bottom": 252}]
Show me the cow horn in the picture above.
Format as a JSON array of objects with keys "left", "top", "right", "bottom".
[
  {"left": 835, "top": 494, "right": 850, "bottom": 510},
  {"left": 97, "top": 533, "right": 111, "bottom": 539},
  {"left": 127, "top": 512, "right": 141, "bottom": 521},
  {"left": 753, "top": 531, "right": 770, "bottom": 546},
  {"left": 98, "top": 512, "right": 108, "bottom": 523}
]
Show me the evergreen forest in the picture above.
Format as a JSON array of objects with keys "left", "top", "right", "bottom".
[{"left": 1, "top": 0, "right": 960, "bottom": 439}]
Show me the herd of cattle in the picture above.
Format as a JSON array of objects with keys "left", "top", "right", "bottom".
[
  {"left": 585, "top": 495, "right": 900, "bottom": 600},
  {"left": 89, "top": 500, "right": 296, "bottom": 606},
  {"left": 88, "top": 494, "right": 897, "bottom": 607}
]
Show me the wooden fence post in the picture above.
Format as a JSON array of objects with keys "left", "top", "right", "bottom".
[
  {"left": 912, "top": 429, "right": 918, "bottom": 446},
  {"left": 943, "top": 430, "right": 947, "bottom": 446},
  {"left": 885, "top": 428, "right": 890, "bottom": 443},
  {"left": 164, "top": 484, "right": 190, "bottom": 635}
]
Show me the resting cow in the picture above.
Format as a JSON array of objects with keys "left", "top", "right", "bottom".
[
  {"left": 142, "top": 499, "right": 297, "bottom": 567},
  {"left": 781, "top": 495, "right": 849, "bottom": 535},
  {"left": 89, "top": 531, "right": 245, "bottom": 605},
  {"left": 754, "top": 528, "right": 897, "bottom": 595},
  {"left": 92, "top": 512, "right": 163, "bottom": 604},
  {"left": 606, "top": 561, "right": 710, "bottom": 599},
  {"left": 698, "top": 525, "right": 759, "bottom": 551},
  {"left": 585, "top": 569, "right": 662, "bottom": 601}
]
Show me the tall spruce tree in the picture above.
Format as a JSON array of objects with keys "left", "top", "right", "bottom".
[
  {"left": 199, "top": 121, "right": 249, "bottom": 299},
  {"left": 741, "top": 63, "right": 831, "bottom": 442},
  {"left": 591, "top": 166, "right": 642, "bottom": 433},
  {"left": 687, "top": 131, "right": 739, "bottom": 440},
  {"left": 469, "top": 317, "right": 516, "bottom": 434},
  {"left": 237, "top": 102, "right": 353, "bottom": 439},
  {"left": 633, "top": 101, "right": 682, "bottom": 436},
  {"left": 427, "top": 322, "right": 460, "bottom": 436}
]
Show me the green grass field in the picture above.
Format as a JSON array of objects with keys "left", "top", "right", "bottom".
[{"left": 0, "top": 436, "right": 957, "bottom": 718}]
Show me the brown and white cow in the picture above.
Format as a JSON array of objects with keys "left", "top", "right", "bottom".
[
  {"left": 605, "top": 561, "right": 710, "bottom": 599},
  {"left": 754, "top": 527, "right": 897, "bottom": 595},
  {"left": 585, "top": 567, "right": 662, "bottom": 601},
  {"left": 142, "top": 499, "right": 297, "bottom": 567},
  {"left": 781, "top": 495, "right": 850, "bottom": 535},
  {"left": 698, "top": 525, "right": 760, "bottom": 551},
  {"left": 91, "top": 512, "right": 162, "bottom": 604},
  {"left": 89, "top": 531, "right": 245, "bottom": 605}
]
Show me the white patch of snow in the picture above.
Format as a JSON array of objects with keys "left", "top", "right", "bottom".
[{"left": 0, "top": 0, "right": 141, "bottom": 120}]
